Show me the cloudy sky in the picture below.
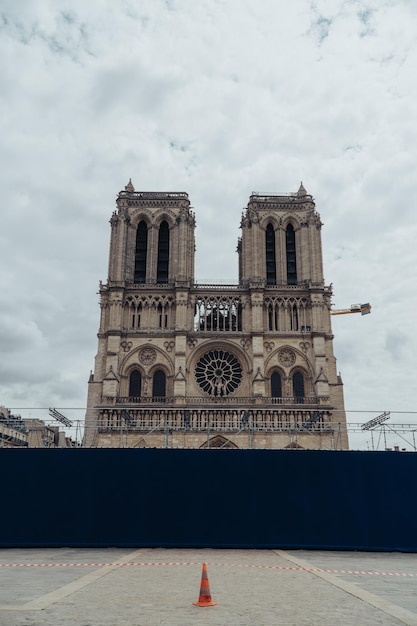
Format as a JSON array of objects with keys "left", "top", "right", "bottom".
[{"left": 1, "top": 0, "right": 416, "bottom": 448}]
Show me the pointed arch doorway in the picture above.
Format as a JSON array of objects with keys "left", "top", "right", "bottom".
[{"left": 199, "top": 435, "right": 238, "bottom": 449}]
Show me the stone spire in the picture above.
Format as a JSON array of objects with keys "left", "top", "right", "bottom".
[
  {"left": 297, "top": 181, "right": 307, "bottom": 196},
  {"left": 125, "top": 178, "right": 135, "bottom": 192}
]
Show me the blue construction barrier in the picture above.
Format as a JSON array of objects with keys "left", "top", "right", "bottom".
[{"left": 0, "top": 448, "right": 415, "bottom": 551}]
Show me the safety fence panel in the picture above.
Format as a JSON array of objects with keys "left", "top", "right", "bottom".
[{"left": 0, "top": 449, "right": 415, "bottom": 551}]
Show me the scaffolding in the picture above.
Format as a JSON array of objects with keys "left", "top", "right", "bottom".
[{"left": 3, "top": 409, "right": 417, "bottom": 451}]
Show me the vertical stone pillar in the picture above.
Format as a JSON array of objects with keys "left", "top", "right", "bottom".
[{"left": 148, "top": 224, "right": 158, "bottom": 283}]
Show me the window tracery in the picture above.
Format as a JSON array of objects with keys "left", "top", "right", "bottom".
[
  {"left": 194, "top": 296, "right": 242, "bottom": 332},
  {"left": 195, "top": 350, "right": 242, "bottom": 396},
  {"left": 124, "top": 295, "right": 174, "bottom": 330},
  {"left": 264, "top": 297, "right": 309, "bottom": 332}
]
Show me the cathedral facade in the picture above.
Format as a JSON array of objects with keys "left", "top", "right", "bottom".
[{"left": 84, "top": 180, "right": 348, "bottom": 449}]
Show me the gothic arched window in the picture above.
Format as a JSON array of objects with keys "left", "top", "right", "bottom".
[
  {"left": 293, "top": 371, "right": 304, "bottom": 403},
  {"left": 153, "top": 369, "right": 166, "bottom": 398},
  {"left": 271, "top": 372, "right": 282, "bottom": 398},
  {"left": 286, "top": 224, "right": 297, "bottom": 285},
  {"left": 129, "top": 370, "right": 141, "bottom": 397},
  {"left": 266, "top": 223, "right": 276, "bottom": 285},
  {"left": 157, "top": 221, "right": 170, "bottom": 284},
  {"left": 134, "top": 221, "right": 148, "bottom": 283}
]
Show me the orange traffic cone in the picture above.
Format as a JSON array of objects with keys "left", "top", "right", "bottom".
[{"left": 193, "top": 562, "right": 217, "bottom": 607}]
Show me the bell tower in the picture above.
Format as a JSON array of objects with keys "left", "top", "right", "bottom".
[
  {"left": 239, "top": 183, "right": 324, "bottom": 286},
  {"left": 84, "top": 181, "right": 196, "bottom": 446},
  {"left": 237, "top": 184, "right": 344, "bottom": 424},
  {"left": 107, "top": 179, "right": 195, "bottom": 287}
]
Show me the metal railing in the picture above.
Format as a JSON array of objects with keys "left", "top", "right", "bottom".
[
  {"left": 249, "top": 193, "right": 314, "bottom": 202},
  {"left": 118, "top": 191, "right": 189, "bottom": 200}
]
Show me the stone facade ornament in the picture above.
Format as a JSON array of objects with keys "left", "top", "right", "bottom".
[
  {"left": 278, "top": 348, "right": 296, "bottom": 368},
  {"left": 139, "top": 347, "right": 156, "bottom": 365}
]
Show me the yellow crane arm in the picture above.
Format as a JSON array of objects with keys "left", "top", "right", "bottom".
[{"left": 331, "top": 303, "right": 371, "bottom": 316}]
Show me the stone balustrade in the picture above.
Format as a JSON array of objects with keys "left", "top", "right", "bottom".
[{"left": 97, "top": 406, "right": 333, "bottom": 433}]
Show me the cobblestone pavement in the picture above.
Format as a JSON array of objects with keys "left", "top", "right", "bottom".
[{"left": 1, "top": 547, "right": 417, "bottom": 625}]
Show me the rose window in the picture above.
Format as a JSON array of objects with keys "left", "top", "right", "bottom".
[{"left": 195, "top": 349, "right": 242, "bottom": 396}]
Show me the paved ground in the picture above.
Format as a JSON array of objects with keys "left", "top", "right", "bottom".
[{"left": 1, "top": 547, "right": 417, "bottom": 625}]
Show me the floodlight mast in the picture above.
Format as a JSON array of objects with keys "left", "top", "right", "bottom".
[
  {"left": 49, "top": 408, "right": 73, "bottom": 428},
  {"left": 361, "top": 411, "right": 390, "bottom": 431}
]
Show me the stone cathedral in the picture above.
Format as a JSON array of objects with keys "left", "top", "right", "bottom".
[{"left": 84, "top": 180, "right": 348, "bottom": 449}]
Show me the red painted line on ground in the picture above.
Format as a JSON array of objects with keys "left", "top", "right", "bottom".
[{"left": 0, "top": 561, "right": 416, "bottom": 577}]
